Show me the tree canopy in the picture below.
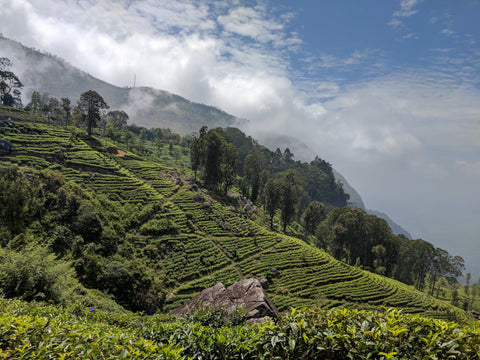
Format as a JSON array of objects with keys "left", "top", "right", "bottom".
[
  {"left": 0, "top": 57, "right": 23, "bottom": 107},
  {"left": 77, "top": 90, "right": 109, "bottom": 136}
]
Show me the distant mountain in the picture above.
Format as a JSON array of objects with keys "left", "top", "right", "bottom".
[
  {"left": 365, "top": 209, "right": 412, "bottom": 239},
  {"left": 1, "top": 35, "right": 412, "bottom": 239},
  {"left": 332, "top": 169, "right": 366, "bottom": 209},
  {"left": 0, "top": 36, "right": 244, "bottom": 133}
]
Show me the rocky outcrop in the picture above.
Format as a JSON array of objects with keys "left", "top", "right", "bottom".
[{"left": 170, "top": 278, "right": 279, "bottom": 323}]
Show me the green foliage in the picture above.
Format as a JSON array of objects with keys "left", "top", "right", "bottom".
[
  {"left": 0, "top": 57, "right": 23, "bottom": 107},
  {"left": 99, "top": 256, "right": 160, "bottom": 313},
  {"left": 71, "top": 202, "right": 103, "bottom": 242},
  {"left": 183, "top": 304, "right": 247, "bottom": 328},
  {"left": 191, "top": 126, "right": 239, "bottom": 193},
  {"left": 2, "top": 298, "right": 479, "bottom": 360},
  {"left": 0, "top": 117, "right": 468, "bottom": 321},
  {"left": 253, "top": 307, "right": 480, "bottom": 359},
  {"left": 302, "top": 200, "right": 325, "bottom": 236},
  {"left": 77, "top": 90, "right": 109, "bottom": 136},
  {"left": 0, "top": 246, "right": 76, "bottom": 303},
  {"left": 0, "top": 298, "right": 185, "bottom": 359},
  {"left": 0, "top": 166, "right": 42, "bottom": 238},
  {"left": 140, "top": 218, "right": 179, "bottom": 236}
]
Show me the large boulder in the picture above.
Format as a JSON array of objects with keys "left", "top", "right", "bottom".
[{"left": 170, "top": 278, "right": 279, "bottom": 323}]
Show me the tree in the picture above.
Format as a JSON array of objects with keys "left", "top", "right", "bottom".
[
  {"left": 263, "top": 179, "right": 280, "bottom": 229},
  {"left": 451, "top": 289, "right": 459, "bottom": 306},
  {"left": 190, "top": 127, "right": 207, "bottom": 180},
  {"left": 77, "top": 90, "right": 109, "bottom": 136},
  {"left": 276, "top": 170, "right": 305, "bottom": 232},
  {"left": 61, "top": 98, "right": 71, "bottom": 127},
  {"left": 105, "top": 110, "right": 129, "bottom": 129},
  {"left": 0, "top": 245, "right": 76, "bottom": 303},
  {"left": 372, "top": 244, "right": 387, "bottom": 275},
  {"left": 190, "top": 127, "right": 239, "bottom": 194},
  {"left": 283, "top": 148, "right": 294, "bottom": 162},
  {"left": 0, "top": 57, "right": 23, "bottom": 107},
  {"left": 221, "top": 142, "right": 239, "bottom": 195},
  {"left": 465, "top": 272, "right": 471, "bottom": 295},
  {"left": 244, "top": 154, "right": 260, "bottom": 202},
  {"left": 0, "top": 166, "right": 42, "bottom": 239},
  {"left": 394, "top": 239, "right": 436, "bottom": 290},
  {"left": 302, "top": 201, "right": 325, "bottom": 236},
  {"left": 29, "top": 91, "right": 42, "bottom": 115}
]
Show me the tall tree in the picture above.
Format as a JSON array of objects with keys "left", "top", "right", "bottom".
[
  {"left": 276, "top": 170, "right": 305, "bottom": 232},
  {"left": 302, "top": 200, "right": 325, "bottom": 236},
  {"left": 61, "top": 98, "right": 71, "bottom": 127},
  {"left": 203, "top": 128, "right": 223, "bottom": 190},
  {"left": 263, "top": 179, "right": 280, "bottom": 229},
  {"left": 77, "top": 90, "right": 109, "bottom": 136},
  {"left": 29, "top": 91, "right": 42, "bottom": 115},
  {"left": 220, "top": 142, "right": 239, "bottom": 195},
  {"left": 243, "top": 153, "right": 260, "bottom": 202},
  {"left": 190, "top": 127, "right": 239, "bottom": 194},
  {"left": 0, "top": 57, "right": 23, "bottom": 107},
  {"left": 105, "top": 110, "right": 129, "bottom": 129},
  {"left": 190, "top": 130, "right": 205, "bottom": 180},
  {"left": 465, "top": 272, "right": 471, "bottom": 296}
]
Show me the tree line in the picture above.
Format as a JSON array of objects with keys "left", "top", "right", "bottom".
[{"left": 189, "top": 126, "right": 467, "bottom": 300}]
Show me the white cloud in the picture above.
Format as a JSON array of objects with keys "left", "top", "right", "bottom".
[
  {"left": 397, "top": 0, "right": 419, "bottom": 17},
  {"left": 389, "top": 0, "right": 420, "bottom": 28}
]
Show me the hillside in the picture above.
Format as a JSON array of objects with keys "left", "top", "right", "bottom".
[
  {"left": 0, "top": 36, "right": 243, "bottom": 133},
  {"left": 0, "top": 109, "right": 465, "bottom": 321},
  {"left": 2, "top": 35, "right": 416, "bottom": 239}
]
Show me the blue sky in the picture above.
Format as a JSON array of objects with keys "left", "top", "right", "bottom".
[{"left": 1, "top": 0, "right": 479, "bottom": 278}]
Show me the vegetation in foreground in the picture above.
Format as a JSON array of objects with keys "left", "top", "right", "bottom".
[{"left": 1, "top": 298, "right": 479, "bottom": 359}]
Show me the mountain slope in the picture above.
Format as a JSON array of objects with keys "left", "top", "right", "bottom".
[
  {"left": 1, "top": 36, "right": 416, "bottom": 239},
  {"left": 0, "top": 112, "right": 463, "bottom": 320},
  {"left": 1, "top": 36, "right": 243, "bottom": 133}
]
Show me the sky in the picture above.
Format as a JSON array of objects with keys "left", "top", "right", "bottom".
[{"left": 1, "top": 0, "right": 479, "bottom": 278}]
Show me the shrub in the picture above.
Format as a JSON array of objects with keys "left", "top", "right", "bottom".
[
  {"left": 0, "top": 245, "right": 76, "bottom": 303},
  {"left": 140, "top": 218, "right": 179, "bottom": 236}
]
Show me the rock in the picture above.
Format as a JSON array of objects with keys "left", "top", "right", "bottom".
[
  {"left": 259, "top": 277, "right": 269, "bottom": 289},
  {"left": 199, "top": 201, "right": 210, "bottom": 209},
  {"left": 170, "top": 278, "right": 279, "bottom": 323},
  {"left": 228, "top": 206, "right": 237, "bottom": 212},
  {"left": 243, "top": 204, "right": 253, "bottom": 212},
  {"left": 173, "top": 177, "right": 183, "bottom": 186},
  {"left": 193, "top": 194, "right": 205, "bottom": 202}
]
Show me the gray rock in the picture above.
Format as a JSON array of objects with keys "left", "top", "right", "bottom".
[
  {"left": 199, "top": 201, "right": 210, "bottom": 209},
  {"left": 193, "top": 194, "right": 205, "bottom": 202},
  {"left": 170, "top": 278, "right": 279, "bottom": 322}
]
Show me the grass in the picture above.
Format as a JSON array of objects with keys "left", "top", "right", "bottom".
[{"left": 0, "top": 116, "right": 469, "bottom": 322}]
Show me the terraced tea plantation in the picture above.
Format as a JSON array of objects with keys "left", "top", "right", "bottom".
[{"left": 0, "top": 118, "right": 466, "bottom": 321}]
